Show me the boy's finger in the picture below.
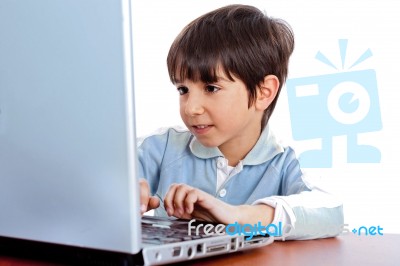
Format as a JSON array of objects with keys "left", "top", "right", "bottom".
[
  {"left": 183, "top": 190, "right": 198, "bottom": 214},
  {"left": 164, "top": 183, "right": 178, "bottom": 216},
  {"left": 172, "top": 184, "right": 192, "bottom": 215},
  {"left": 148, "top": 196, "right": 160, "bottom": 210},
  {"left": 139, "top": 178, "right": 150, "bottom": 214}
]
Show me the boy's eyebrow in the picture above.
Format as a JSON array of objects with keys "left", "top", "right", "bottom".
[
  {"left": 172, "top": 75, "right": 232, "bottom": 85},
  {"left": 216, "top": 75, "right": 232, "bottom": 82}
]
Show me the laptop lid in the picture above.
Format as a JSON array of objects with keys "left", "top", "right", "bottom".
[{"left": 0, "top": 0, "right": 141, "bottom": 254}]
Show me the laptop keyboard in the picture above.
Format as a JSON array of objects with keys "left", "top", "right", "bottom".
[{"left": 142, "top": 216, "right": 223, "bottom": 245}]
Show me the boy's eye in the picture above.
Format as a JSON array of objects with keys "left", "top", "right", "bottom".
[
  {"left": 205, "top": 85, "right": 220, "bottom": 93},
  {"left": 177, "top": 86, "right": 189, "bottom": 95}
]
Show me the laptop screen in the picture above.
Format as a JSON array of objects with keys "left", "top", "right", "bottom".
[{"left": 0, "top": 0, "right": 141, "bottom": 254}]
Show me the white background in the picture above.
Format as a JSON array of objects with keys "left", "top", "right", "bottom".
[{"left": 131, "top": 0, "right": 400, "bottom": 233}]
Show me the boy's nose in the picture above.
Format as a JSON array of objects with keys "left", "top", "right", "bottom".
[{"left": 184, "top": 94, "right": 204, "bottom": 116}]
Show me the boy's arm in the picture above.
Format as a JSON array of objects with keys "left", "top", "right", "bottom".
[
  {"left": 162, "top": 181, "right": 343, "bottom": 240},
  {"left": 253, "top": 181, "right": 344, "bottom": 240},
  {"left": 236, "top": 204, "right": 275, "bottom": 225},
  {"left": 137, "top": 128, "right": 173, "bottom": 214}
]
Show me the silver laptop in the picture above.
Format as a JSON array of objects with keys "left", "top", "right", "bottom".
[{"left": 0, "top": 0, "right": 273, "bottom": 265}]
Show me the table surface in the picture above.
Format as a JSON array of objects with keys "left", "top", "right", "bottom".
[
  {"left": 1, "top": 234, "right": 399, "bottom": 266},
  {"left": 183, "top": 233, "right": 400, "bottom": 266}
]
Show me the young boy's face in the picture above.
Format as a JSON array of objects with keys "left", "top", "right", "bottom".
[{"left": 175, "top": 68, "right": 264, "bottom": 156}]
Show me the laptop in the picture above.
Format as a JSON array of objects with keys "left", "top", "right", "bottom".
[{"left": 0, "top": 0, "right": 273, "bottom": 265}]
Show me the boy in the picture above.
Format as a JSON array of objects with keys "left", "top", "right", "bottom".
[{"left": 138, "top": 4, "right": 343, "bottom": 240}]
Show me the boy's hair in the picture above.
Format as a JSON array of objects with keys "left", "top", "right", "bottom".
[{"left": 167, "top": 4, "right": 294, "bottom": 127}]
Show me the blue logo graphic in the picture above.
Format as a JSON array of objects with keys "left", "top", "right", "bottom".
[
  {"left": 351, "top": 225, "right": 383, "bottom": 236},
  {"left": 286, "top": 39, "right": 382, "bottom": 168}
]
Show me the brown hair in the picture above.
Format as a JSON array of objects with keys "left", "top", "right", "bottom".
[{"left": 167, "top": 4, "right": 294, "bottom": 127}]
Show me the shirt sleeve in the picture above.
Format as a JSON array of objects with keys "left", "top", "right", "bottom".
[
  {"left": 253, "top": 186, "right": 344, "bottom": 240},
  {"left": 137, "top": 128, "right": 171, "bottom": 195},
  {"left": 252, "top": 149, "right": 344, "bottom": 240}
]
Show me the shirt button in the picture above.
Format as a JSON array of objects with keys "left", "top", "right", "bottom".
[
  {"left": 219, "top": 189, "right": 227, "bottom": 198},
  {"left": 217, "top": 159, "right": 225, "bottom": 169}
]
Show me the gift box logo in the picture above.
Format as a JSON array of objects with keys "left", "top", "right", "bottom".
[{"left": 286, "top": 39, "right": 382, "bottom": 168}]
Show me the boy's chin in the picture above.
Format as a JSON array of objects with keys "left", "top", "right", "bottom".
[
  {"left": 200, "top": 142, "right": 218, "bottom": 148},
  {"left": 195, "top": 138, "right": 220, "bottom": 148}
]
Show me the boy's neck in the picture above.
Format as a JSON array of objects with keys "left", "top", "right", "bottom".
[{"left": 219, "top": 130, "right": 262, "bottom": 167}]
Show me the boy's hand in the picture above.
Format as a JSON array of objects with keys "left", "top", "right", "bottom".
[
  {"left": 164, "top": 183, "right": 236, "bottom": 224},
  {"left": 164, "top": 183, "right": 275, "bottom": 225},
  {"left": 139, "top": 178, "right": 160, "bottom": 215}
]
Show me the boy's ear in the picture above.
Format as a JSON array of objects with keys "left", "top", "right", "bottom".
[{"left": 255, "top": 75, "right": 280, "bottom": 111}]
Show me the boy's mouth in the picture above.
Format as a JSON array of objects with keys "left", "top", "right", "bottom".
[
  {"left": 192, "top": 124, "right": 213, "bottom": 134},
  {"left": 194, "top": 125, "right": 209, "bottom": 129}
]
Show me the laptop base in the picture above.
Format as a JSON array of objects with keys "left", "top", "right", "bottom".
[{"left": 0, "top": 236, "right": 144, "bottom": 266}]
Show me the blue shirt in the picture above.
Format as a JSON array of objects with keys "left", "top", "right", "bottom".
[{"left": 138, "top": 126, "right": 344, "bottom": 240}]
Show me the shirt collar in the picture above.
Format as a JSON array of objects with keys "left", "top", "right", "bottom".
[{"left": 189, "top": 125, "right": 284, "bottom": 165}]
